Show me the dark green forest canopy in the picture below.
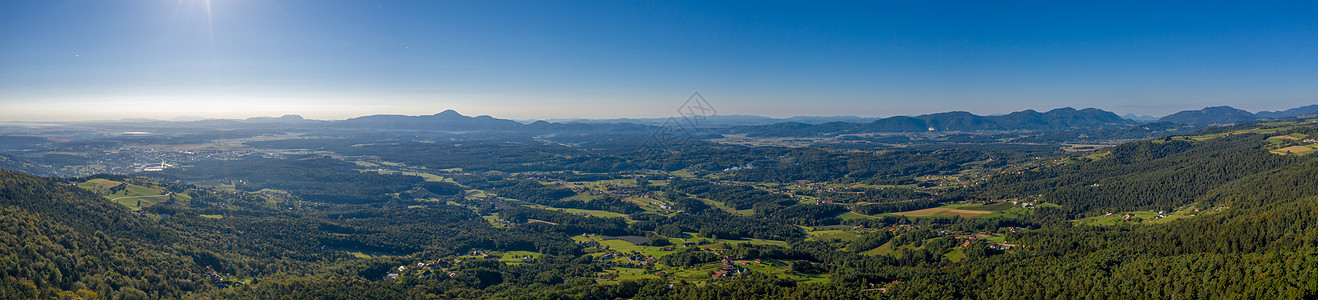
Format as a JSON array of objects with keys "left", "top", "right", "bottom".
[{"left": 2, "top": 121, "right": 1318, "bottom": 299}]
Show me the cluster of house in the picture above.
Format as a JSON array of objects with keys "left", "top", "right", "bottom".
[
  {"left": 957, "top": 236, "right": 1014, "bottom": 250},
  {"left": 470, "top": 250, "right": 502, "bottom": 260},
  {"left": 937, "top": 231, "right": 1015, "bottom": 250},
  {"left": 710, "top": 259, "right": 750, "bottom": 278},
  {"left": 986, "top": 242, "right": 1014, "bottom": 251},
  {"left": 204, "top": 266, "right": 245, "bottom": 288},
  {"left": 645, "top": 201, "right": 686, "bottom": 214},
  {"left": 1117, "top": 209, "right": 1182, "bottom": 221},
  {"left": 383, "top": 249, "right": 543, "bottom": 281},
  {"left": 1008, "top": 196, "right": 1043, "bottom": 207},
  {"left": 865, "top": 280, "right": 904, "bottom": 293},
  {"left": 204, "top": 266, "right": 223, "bottom": 283},
  {"left": 385, "top": 258, "right": 463, "bottom": 281}
]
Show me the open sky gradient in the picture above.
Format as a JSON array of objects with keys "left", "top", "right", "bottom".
[{"left": 2, "top": 1, "right": 1316, "bottom": 121}]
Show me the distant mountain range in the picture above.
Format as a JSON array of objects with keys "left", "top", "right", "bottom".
[
  {"left": 67, "top": 104, "right": 1316, "bottom": 134},
  {"left": 538, "top": 115, "right": 881, "bottom": 127},
  {"left": 723, "top": 107, "right": 1135, "bottom": 136},
  {"left": 1157, "top": 105, "right": 1318, "bottom": 125},
  {"left": 333, "top": 110, "right": 524, "bottom": 131},
  {"left": 1121, "top": 113, "right": 1159, "bottom": 122},
  {"left": 1256, "top": 104, "right": 1318, "bottom": 119}
]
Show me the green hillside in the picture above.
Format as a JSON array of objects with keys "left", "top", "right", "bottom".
[{"left": 2, "top": 121, "right": 1317, "bottom": 299}]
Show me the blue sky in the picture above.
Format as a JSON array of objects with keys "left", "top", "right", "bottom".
[{"left": 1, "top": 1, "right": 1316, "bottom": 121}]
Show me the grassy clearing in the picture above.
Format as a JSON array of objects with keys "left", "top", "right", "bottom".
[
  {"left": 1063, "top": 144, "right": 1116, "bottom": 152},
  {"left": 837, "top": 212, "right": 871, "bottom": 220},
  {"left": 806, "top": 230, "right": 859, "bottom": 242},
  {"left": 78, "top": 179, "right": 179, "bottom": 210},
  {"left": 1272, "top": 145, "right": 1318, "bottom": 155},
  {"left": 1082, "top": 151, "right": 1112, "bottom": 160},
  {"left": 894, "top": 207, "right": 990, "bottom": 218},
  {"left": 529, "top": 205, "right": 628, "bottom": 218},
  {"left": 626, "top": 197, "right": 678, "bottom": 215},
  {"left": 1267, "top": 134, "right": 1303, "bottom": 142},
  {"left": 76, "top": 178, "right": 121, "bottom": 190},
  {"left": 697, "top": 197, "right": 750, "bottom": 216},
  {"left": 495, "top": 250, "right": 543, "bottom": 265},
  {"left": 577, "top": 179, "right": 639, "bottom": 188},
  {"left": 113, "top": 195, "right": 168, "bottom": 210},
  {"left": 863, "top": 240, "right": 907, "bottom": 256},
  {"left": 483, "top": 215, "right": 507, "bottom": 228},
  {"left": 574, "top": 235, "right": 673, "bottom": 258},
  {"left": 944, "top": 248, "right": 966, "bottom": 262},
  {"left": 896, "top": 201, "right": 1054, "bottom": 219},
  {"left": 734, "top": 238, "right": 790, "bottom": 247},
  {"left": 597, "top": 239, "right": 659, "bottom": 255},
  {"left": 976, "top": 207, "right": 1032, "bottom": 218},
  {"left": 597, "top": 267, "right": 661, "bottom": 284},
  {"left": 400, "top": 171, "right": 454, "bottom": 183},
  {"left": 349, "top": 252, "right": 373, "bottom": 259},
  {"left": 669, "top": 170, "right": 696, "bottom": 178},
  {"left": 465, "top": 190, "right": 489, "bottom": 199},
  {"left": 576, "top": 233, "right": 818, "bottom": 285},
  {"left": 1166, "top": 124, "right": 1297, "bottom": 143},
  {"left": 948, "top": 202, "right": 1017, "bottom": 211},
  {"left": 200, "top": 214, "right": 224, "bottom": 219},
  {"left": 1075, "top": 206, "right": 1209, "bottom": 226}
]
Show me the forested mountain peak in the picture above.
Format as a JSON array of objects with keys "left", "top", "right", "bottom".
[
  {"left": 334, "top": 110, "right": 525, "bottom": 131},
  {"left": 729, "top": 107, "right": 1135, "bottom": 136},
  {"left": 1257, "top": 104, "right": 1318, "bottom": 119},
  {"left": 1157, "top": 106, "right": 1258, "bottom": 125}
]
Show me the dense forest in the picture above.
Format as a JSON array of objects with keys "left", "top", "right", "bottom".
[{"left": 3, "top": 120, "right": 1318, "bottom": 299}]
